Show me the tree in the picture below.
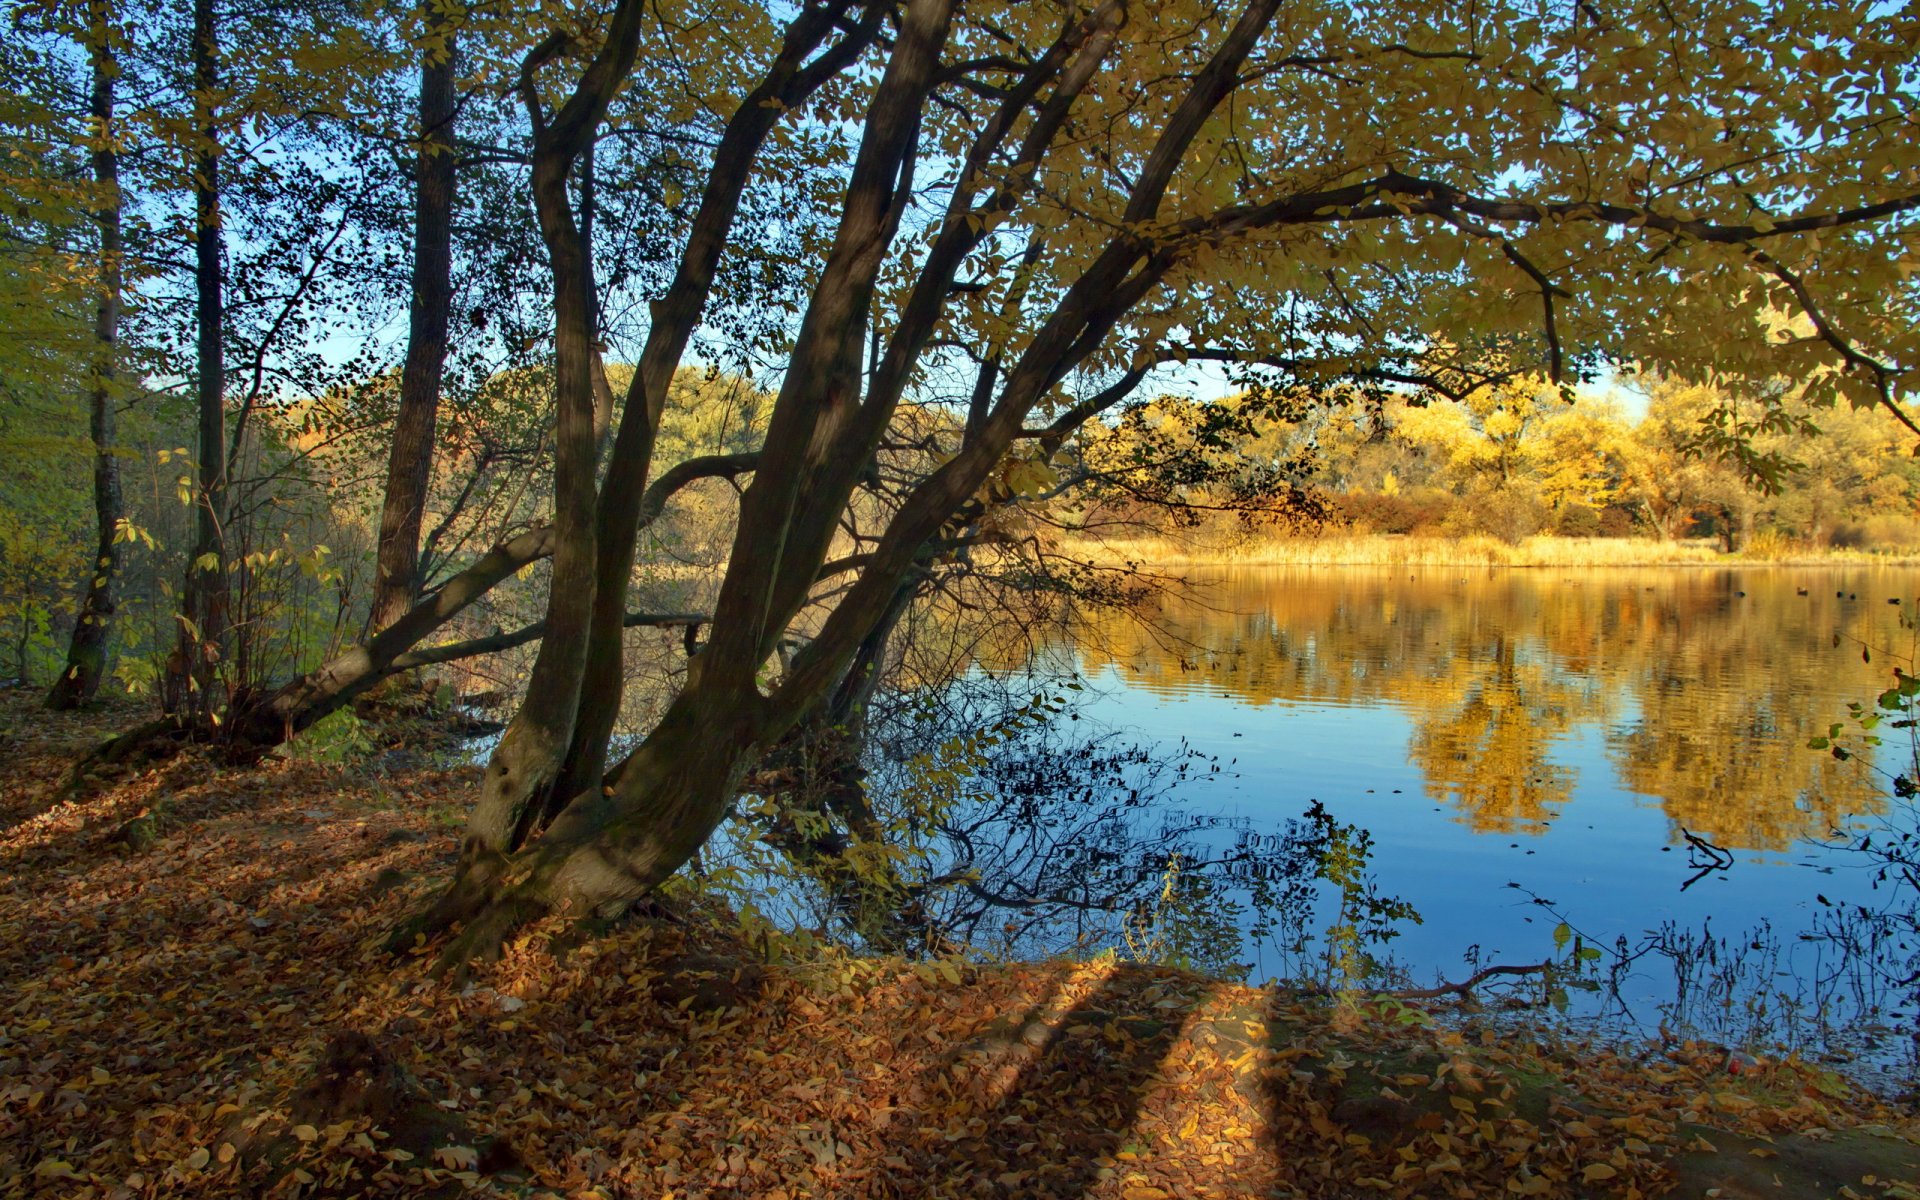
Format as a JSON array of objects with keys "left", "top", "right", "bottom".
[
  {"left": 405, "top": 0, "right": 1920, "bottom": 969},
  {"left": 369, "top": 0, "right": 463, "bottom": 634},
  {"left": 43, "top": 0, "right": 127, "bottom": 709},
  {"left": 158, "top": 0, "right": 229, "bottom": 718},
  {"left": 64, "top": 0, "right": 1919, "bottom": 968}
]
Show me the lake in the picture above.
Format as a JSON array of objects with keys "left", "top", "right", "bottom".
[{"left": 982, "top": 564, "right": 1920, "bottom": 1066}]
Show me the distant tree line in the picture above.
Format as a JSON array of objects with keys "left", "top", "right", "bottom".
[{"left": 1070, "top": 377, "right": 1920, "bottom": 552}]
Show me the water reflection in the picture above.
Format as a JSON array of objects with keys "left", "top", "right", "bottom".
[{"left": 1022, "top": 567, "right": 1913, "bottom": 850}]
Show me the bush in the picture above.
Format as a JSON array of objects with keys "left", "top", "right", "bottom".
[{"left": 1550, "top": 504, "right": 1601, "bottom": 537}]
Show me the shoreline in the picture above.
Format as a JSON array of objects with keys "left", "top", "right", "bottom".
[{"left": 1054, "top": 533, "right": 1920, "bottom": 570}]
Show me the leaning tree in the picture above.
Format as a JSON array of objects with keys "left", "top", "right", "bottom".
[
  {"left": 79, "top": 0, "right": 1918, "bottom": 968},
  {"left": 401, "top": 0, "right": 1920, "bottom": 969}
]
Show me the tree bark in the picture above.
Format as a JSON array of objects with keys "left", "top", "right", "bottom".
[
  {"left": 461, "top": 4, "right": 645, "bottom": 859},
  {"left": 163, "top": 0, "right": 228, "bottom": 719},
  {"left": 549, "top": 1, "right": 883, "bottom": 808},
  {"left": 48, "top": 13, "right": 124, "bottom": 711},
  {"left": 370, "top": 2, "right": 459, "bottom": 634}
]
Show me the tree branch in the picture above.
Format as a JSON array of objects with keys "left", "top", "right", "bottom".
[{"left": 391, "top": 610, "right": 708, "bottom": 669}]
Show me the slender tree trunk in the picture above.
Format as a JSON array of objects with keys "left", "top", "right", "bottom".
[
  {"left": 48, "top": 15, "right": 124, "bottom": 711},
  {"left": 371, "top": 4, "right": 459, "bottom": 634},
  {"left": 458, "top": 5, "right": 645, "bottom": 863},
  {"left": 547, "top": 2, "right": 881, "bottom": 808},
  {"left": 163, "top": 0, "right": 228, "bottom": 719},
  {"left": 465, "top": 150, "right": 600, "bottom": 855}
]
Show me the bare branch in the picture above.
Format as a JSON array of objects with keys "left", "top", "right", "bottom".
[{"left": 391, "top": 610, "right": 708, "bottom": 670}]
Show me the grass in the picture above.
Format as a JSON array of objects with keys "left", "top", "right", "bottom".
[{"left": 1057, "top": 532, "right": 1920, "bottom": 568}]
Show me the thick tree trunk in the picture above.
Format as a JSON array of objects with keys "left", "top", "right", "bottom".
[
  {"left": 425, "top": 675, "right": 769, "bottom": 968},
  {"left": 370, "top": 7, "right": 459, "bottom": 634},
  {"left": 47, "top": 27, "right": 124, "bottom": 711},
  {"left": 163, "top": 0, "right": 228, "bottom": 719}
]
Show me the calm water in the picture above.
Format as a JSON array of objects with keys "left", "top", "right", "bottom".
[{"left": 1007, "top": 565, "right": 1920, "bottom": 1054}]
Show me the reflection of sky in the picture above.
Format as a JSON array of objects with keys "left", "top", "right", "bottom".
[{"left": 1037, "top": 645, "right": 1890, "bottom": 1026}]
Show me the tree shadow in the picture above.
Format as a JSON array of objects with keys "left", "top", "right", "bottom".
[{"left": 857, "top": 963, "right": 1210, "bottom": 1198}]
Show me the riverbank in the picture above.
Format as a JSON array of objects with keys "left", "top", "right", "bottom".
[
  {"left": 4, "top": 694, "right": 1919, "bottom": 1198},
  {"left": 1059, "top": 532, "right": 1920, "bottom": 568}
]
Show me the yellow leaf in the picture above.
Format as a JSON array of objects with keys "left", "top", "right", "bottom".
[
  {"left": 1582, "top": 1162, "right": 1619, "bottom": 1182},
  {"left": 184, "top": 1147, "right": 210, "bottom": 1170},
  {"left": 291, "top": 1124, "right": 318, "bottom": 1143}
]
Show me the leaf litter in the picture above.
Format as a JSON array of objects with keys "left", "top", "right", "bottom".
[{"left": 2, "top": 692, "right": 1918, "bottom": 1199}]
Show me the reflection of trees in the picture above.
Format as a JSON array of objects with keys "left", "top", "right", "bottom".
[
  {"left": 1604, "top": 581, "right": 1883, "bottom": 850},
  {"left": 1402, "top": 637, "right": 1586, "bottom": 833},
  {"left": 1055, "top": 568, "right": 1907, "bottom": 848}
]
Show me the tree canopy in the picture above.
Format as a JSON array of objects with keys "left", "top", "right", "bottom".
[{"left": 4, "top": 0, "right": 1917, "bottom": 964}]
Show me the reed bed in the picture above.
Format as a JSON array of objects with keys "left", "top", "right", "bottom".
[{"left": 1056, "top": 533, "right": 1920, "bottom": 568}]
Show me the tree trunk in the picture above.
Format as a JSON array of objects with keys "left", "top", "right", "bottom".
[
  {"left": 458, "top": 5, "right": 645, "bottom": 860},
  {"left": 48, "top": 21, "right": 124, "bottom": 711},
  {"left": 426, "top": 675, "right": 769, "bottom": 969},
  {"left": 370, "top": 5, "right": 459, "bottom": 634},
  {"left": 423, "top": 0, "right": 962, "bottom": 968},
  {"left": 547, "top": 2, "right": 880, "bottom": 808},
  {"left": 163, "top": 0, "right": 228, "bottom": 719}
]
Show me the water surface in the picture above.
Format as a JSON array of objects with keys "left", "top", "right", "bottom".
[{"left": 1007, "top": 565, "right": 1920, "bottom": 1051}]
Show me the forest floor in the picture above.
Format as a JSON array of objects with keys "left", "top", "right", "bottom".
[{"left": 5, "top": 691, "right": 1920, "bottom": 1200}]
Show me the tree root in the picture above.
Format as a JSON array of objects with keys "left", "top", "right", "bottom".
[
  {"left": 387, "top": 847, "right": 557, "bottom": 983},
  {"left": 61, "top": 716, "right": 200, "bottom": 793},
  {"left": 384, "top": 848, "right": 510, "bottom": 956},
  {"left": 62, "top": 705, "right": 286, "bottom": 794},
  {"left": 430, "top": 889, "right": 550, "bottom": 983}
]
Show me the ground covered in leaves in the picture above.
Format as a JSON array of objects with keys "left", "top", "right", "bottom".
[{"left": 4, "top": 692, "right": 1920, "bottom": 1199}]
